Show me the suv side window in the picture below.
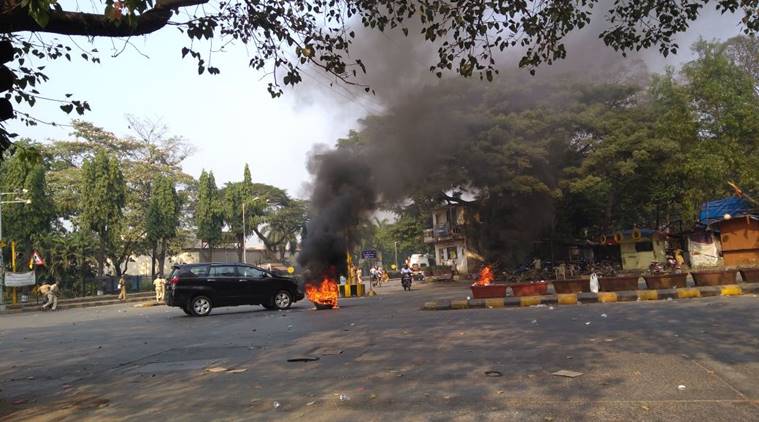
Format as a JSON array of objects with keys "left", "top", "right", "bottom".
[
  {"left": 239, "top": 266, "right": 267, "bottom": 279},
  {"left": 210, "top": 265, "right": 238, "bottom": 277},
  {"left": 183, "top": 265, "right": 209, "bottom": 277}
]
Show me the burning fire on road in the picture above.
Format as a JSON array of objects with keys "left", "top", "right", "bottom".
[
  {"left": 305, "top": 275, "right": 339, "bottom": 310},
  {"left": 473, "top": 266, "right": 494, "bottom": 286}
]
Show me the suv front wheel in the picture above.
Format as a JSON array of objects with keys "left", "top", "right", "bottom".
[
  {"left": 271, "top": 290, "right": 293, "bottom": 310},
  {"left": 189, "top": 295, "right": 213, "bottom": 316}
]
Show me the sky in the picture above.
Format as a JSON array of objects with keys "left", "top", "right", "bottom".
[{"left": 6, "top": 7, "right": 745, "bottom": 198}]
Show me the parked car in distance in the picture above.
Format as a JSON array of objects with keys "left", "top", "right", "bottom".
[{"left": 166, "top": 263, "right": 304, "bottom": 316}]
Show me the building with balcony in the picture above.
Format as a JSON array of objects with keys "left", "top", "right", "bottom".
[{"left": 424, "top": 204, "right": 480, "bottom": 275}]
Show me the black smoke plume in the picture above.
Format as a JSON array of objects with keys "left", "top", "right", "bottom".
[{"left": 297, "top": 4, "right": 741, "bottom": 273}]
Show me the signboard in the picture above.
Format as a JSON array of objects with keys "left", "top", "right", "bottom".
[
  {"left": 5, "top": 271, "right": 36, "bottom": 287},
  {"left": 361, "top": 250, "right": 377, "bottom": 259}
]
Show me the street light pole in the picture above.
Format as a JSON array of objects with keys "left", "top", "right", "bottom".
[{"left": 0, "top": 190, "right": 31, "bottom": 312}]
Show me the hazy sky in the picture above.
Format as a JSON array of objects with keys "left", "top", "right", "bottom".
[{"left": 7, "top": 8, "right": 743, "bottom": 197}]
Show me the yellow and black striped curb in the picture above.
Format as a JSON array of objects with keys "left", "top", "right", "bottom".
[{"left": 421, "top": 283, "right": 759, "bottom": 311}]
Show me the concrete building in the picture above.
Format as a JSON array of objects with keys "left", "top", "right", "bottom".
[{"left": 423, "top": 205, "right": 479, "bottom": 275}]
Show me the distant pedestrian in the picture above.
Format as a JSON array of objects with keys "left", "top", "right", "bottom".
[
  {"left": 118, "top": 276, "right": 127, "bottom": 302},
  {"left": 41, "top": 281, "right": 60, "bottom": 311},
  {"left": 355, "top": 267, "right": 363, "bottom": 285},
  {"left": 38, "top": 282, "right": 51, "bottom": 308},
  {"left": 153, "top": 275, "right": 165, "bottom": 303}
]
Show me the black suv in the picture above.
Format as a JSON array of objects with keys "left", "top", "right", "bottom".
[{"left": 166, "top": 263, "right": 304, "bottom": 316}]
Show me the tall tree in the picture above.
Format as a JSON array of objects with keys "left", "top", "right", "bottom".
[
  {"left": 80, "top": 150, "right": 126, "bottom": 276},
  {"left": 146, "top": 174, "right": 180, "bottom": 277},
  {"left": 195, "top": 170, "right": 222, "bottom": 260},
  {"left": 0, "top": 143, "right": 55, "bottom": 259}
]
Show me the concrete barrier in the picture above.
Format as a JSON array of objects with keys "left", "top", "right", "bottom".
[{"left": 420, "top": 282, "right": 759, "bottom": 311}]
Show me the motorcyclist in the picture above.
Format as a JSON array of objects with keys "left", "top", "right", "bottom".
[{"left": 400, "top": 264, "right": 413, "bottom": 291}]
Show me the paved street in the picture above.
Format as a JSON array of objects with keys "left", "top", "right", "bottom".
[{"left": 1, "top": 279, "right": 758, "bottom": 421}]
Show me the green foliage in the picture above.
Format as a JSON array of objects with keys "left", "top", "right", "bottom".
[
  {"left": 195, "top": 170, "right": 223, "bottom": 249},
  {"left": 146, "top": 174, "right": 180, "bottom": 243},
  {"left": 0, "top": 143, "right": 55, "bottom": 256},
  {"left": 80, "top": 150, "right": 126, "bottom": 275}
]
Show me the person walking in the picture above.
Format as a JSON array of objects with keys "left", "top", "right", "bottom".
[
  {"left": 118, "top": 276, "right": 127, "bottom": 302},
  {"left": 355, "top": 267, "right": 363, "bottom": 285},
  {"left": 41, "top": 281, "right": 60, "bottom": 311},
  {"left": 153, "top": 275, "right": 165, "bottom": 303}
]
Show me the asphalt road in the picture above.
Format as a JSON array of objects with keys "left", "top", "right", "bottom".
[{"left": 1, "top": 279, "right": 758, "bottom": 421}]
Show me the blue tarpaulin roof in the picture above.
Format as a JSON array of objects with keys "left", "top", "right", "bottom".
[{"left": 699, "top": 196, "right": 752, "bottom": 224}]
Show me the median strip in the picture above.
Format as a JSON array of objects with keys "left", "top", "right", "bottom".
[{"left": 421, "top": 283, "right": 759, "bottom": 311}]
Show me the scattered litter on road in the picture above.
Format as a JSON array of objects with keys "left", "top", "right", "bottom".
[
  {"left": 605, "top": 338, "right": 614, "bottom": 342},
  {"left": 287, "top": 325, "right": 293, "bottom": 329},
  {"left": 287, "top": 357, "right": 320, "bottom": 363},
  {"left": 585, "top": 322, "right": 591, "bottom": 326},
  {"left": 600, "top": 313, "right": 607, "bottom": 318},
  {"left": 666, "top": 297, "right": 673, "bottom": 301},
  {"left": 552, "top": 370, "right": 584, "bottom": 378},
  {"left": 534, "top": 304, "right": 547, "bottom": 308},
  {"left": 548, "top": 306, "right": 554, "bottom": 310},
  {"left": 497, "top": 390, "right": 504, "bottom": 395},
  {"left": 273, "top": 400, "right": 281, "bottom": 409},
  {"left": 228, "top": 369, "right": 247, "bottom": 374},
  {"left": 205, "top": 367, "right": 228, "bottom": 373},
  {"left": 306, "top": 400, "right": 316, "bottom": 406},
  {"left": 677, "top": 385, "right": 686, "bottom": 391},
  {"left": 338, "top": 393, "right": 350, "bottom": 401},
  {"left": 484, "top": 370, "right": 503, "bottom": 377},
  {"left": 566, "top": 355, "right": 573, "bottom": 360},
  {"left": 531, "top": 320, "right": 538, "bottom": 324},
  {"left": 641, "top": 405, "right": 650, "bottom": 411}
]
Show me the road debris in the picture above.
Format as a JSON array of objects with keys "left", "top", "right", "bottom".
[
  {"left": 585, "top": 322, "right": 591, "bottom": 326},
  {"left": 552, "top": 370, "right": 584, "bottom": 378},
  {"left": 677, "top": 385, "right": 686, "bottom": 391},
  {"left": 228, "top": 369, "right": 247, "bottom": 374},
  {"left": 484, "top": 370, "right": 503, "bottom": 377},
  {"left": 531, "top": 320, "right": 538, "bottom": 324},
  {"left": 287, "top": 357, "right": 320, "bottom": 363},
  {"left": 273, "top": 400, "right": 281, "bottom": 409},
  {"left": 600, "top": 313, "right": 607, "bottom": 318},
  {"left": 339, "top": 393, "right": 351, "bottom": 401},
  {"left": 205, "top": 367, "right": 228, "bottom": 373}
]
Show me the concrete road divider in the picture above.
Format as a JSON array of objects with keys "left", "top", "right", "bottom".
[
  {"left": 421, "top": 282, "right": 759, "bottom": 311},
  {"left": 637, "top": 290, "right": 658, "bottom": 301}
]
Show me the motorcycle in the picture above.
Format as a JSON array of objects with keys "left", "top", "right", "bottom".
[{"left": 401, "top": 273, "right": 412, "bottom": 291}]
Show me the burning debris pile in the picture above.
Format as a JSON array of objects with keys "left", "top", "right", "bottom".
[
  {"left": 305, "top": 274, "right": 340, "bottom": 309},
  {"left": 473, "top": 266, "right": 494, "bottom": 286}
]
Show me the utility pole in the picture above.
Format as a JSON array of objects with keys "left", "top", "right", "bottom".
[
  {"left": 242, "top": 202, "right": 246, "bottom": 263},
  {"left": 0, "top": 190, "right": 31, "bottom": 311},
  {"left": 394, "top": 241, "right": 399, "bottom": 271}
]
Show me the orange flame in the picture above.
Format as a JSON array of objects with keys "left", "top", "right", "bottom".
[
  {"left": 305, "top": 276, "right": 339, "bottom": 309},
  {"left": 473, "top": 266, "right": 494, "bottom": 286}
]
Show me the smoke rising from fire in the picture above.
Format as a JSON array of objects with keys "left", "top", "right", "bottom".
[{"left": 297, "top": 4, "right": 744, "bottom": 273}]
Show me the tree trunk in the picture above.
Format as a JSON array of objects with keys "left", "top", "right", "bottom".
[
  {"left": 151, "top": 243, "right": 157, "bottom": 280},
  {"left": 159, "top": 238, "right": 167, "bottom": 277},
  {"left": 97, "top": 239, "right": 105, "bottom": 277},
  {"left": 238, "top": 234, "right": 244, "bottom": 262},
  {"left": 209, "top": 244, "right": 214, "bottom": 262}
]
